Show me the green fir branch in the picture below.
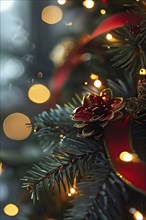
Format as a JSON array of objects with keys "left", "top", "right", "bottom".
[
  {"left": 22, "top": 137, "right": 103, "bottom": 204},
  {"left": 64, "top": 166, "right": 128, "bottom": 220},
  {"left": 34, "top": 95, "right": 82, "bottom": 152}
]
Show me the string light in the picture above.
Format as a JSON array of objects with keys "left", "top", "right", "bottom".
[
  {"left": 68, "top": 187, "right": 77, "bottom": 197},
  {"left": 133, "top": 211, "right": 143, "bottom": 220},
  {"left": 57, "top": 0, "right": 66, "bottom": 5},
  {"left": 3, "top": 204, "right": 19, "bottom": 216},
  {"left": 41, "top": 6, "right": 63, "bottom": 24},
  {"left": 94, "top": 79, "right": 102, "bottom": 88},
  {"left": 3, "top": 113, "right": 32, "bottom": 140},
  {"left": 106, "top": 33, "right": 113, "bottom": 41},
  {"left": 84, "top": 82, "right": 88, "bottom": 85},
  {"left": 119, "top": 151, "right": 133, "bottom": 162},
  {"left": 139, "top": 68, "right": 146, "bottom": 75},
  {"left": 28, "top": 84, "right": 51, "bottom": 104},
  {"left": 90, "top": 73, "right": 98, "bottom": 80},
  {"left": 82, "top": 0, "right": 95, "bottom": 9},
  {"left": 100, "top": 9, "right": 106, "bottom": 15}
]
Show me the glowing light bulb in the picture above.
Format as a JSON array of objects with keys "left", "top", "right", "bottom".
[
  {"left": 83, "top": 0, "right": 95, "bottom": 9},
  {"left": 3, "top": 204, "right": 19, "bottom": 216},
  {"left": 100, "top": 9, "right": 106, "bottom": 15},
  {"left": 0, "top": 0, "right": 14, "bottom": 12},
  {"left": 139, "top": 68, "right": 146, "bottom": 75},
  {"left": 106, "top": 33, "right": 113, "bottom": 41},
  {"left": 90, "top": 73, "right": 98, "bottom": 80},
  {"left": 84, "top": 82, "right": 88, "bottom": 85},
  {"left": 57, "top": 0, "right": 66, "bottom": 5},
  {"left": 94, "top": 79, "right": 102, "bottom": 88},
  {"left": 68, "top": 188, "right": 76, "bottom": 196},
  {"left": 133, "top": 211, "right": 143, "bottom": 220},
  {"left": 28, "top": 84, "right": 50, "bottom": 104},
  {"left": 119, "top": 151, "right": 133, "bottom": 162},
  {"left": 70, "top": 188, "right": 76, "bottom": 194}
]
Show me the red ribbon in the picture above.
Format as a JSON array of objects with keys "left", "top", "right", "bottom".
[
  {"left": 104, "top": 114, "right": 146, "bottom": 194},
  {"left": 50, "top": 12, "right": 141, "bottom": 105}
]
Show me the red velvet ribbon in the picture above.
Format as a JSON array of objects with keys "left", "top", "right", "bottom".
[
  {"left": 50, "top": 12, "right": 141, "bottom": 105},
  {"left": 104, "top": 114, "right": 146, "bottom": 194}
]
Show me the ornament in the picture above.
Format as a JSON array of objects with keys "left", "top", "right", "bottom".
[
  {"left": 125, "top": 79, "right": 146, "bottom": 116},
  {"left": 71, "top": 88, "right": 124, "bottom": 137},
  {"left": 104, "top": 114, "right": 146, "bottom": 194}
]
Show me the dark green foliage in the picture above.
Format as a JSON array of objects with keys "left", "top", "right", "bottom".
[
  {"left": 22, "top": 99, "right": 130, "bottom": 219},
  {"left": 34, "top": 95, "right": 82, "bottom": 152},
  {"left": 22, "top": 134, "right": 103, "bottom": 202},
  {"left": 107, "top": 5, "right": 146, "bottom": 75},
  {"left": 65, "top": 169, "right": 127, "bottom": 220}
]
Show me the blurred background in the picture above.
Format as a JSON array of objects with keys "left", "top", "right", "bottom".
[{"left": 0, "top": 0, "right": 144, "bottom": 220}]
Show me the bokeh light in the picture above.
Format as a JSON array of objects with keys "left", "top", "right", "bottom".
[
  {"left": 68, "top": 187, "right": 76, "bottom": 196},
  {"left": 3, "top": 204, "right": 19, "bottom": 216},
  {"left": 100, "top": 9, "right": 106, "bottom": 15},
  {"left": 133, "top": 211, "right": 143, "bottom": 220},
  {"left": 2, "top": 58, "right": 25, "bottom": 80},
  {"left": 90, "top": 73, "right": 98, "bottom": 80},
  {"left": 50, "top": 38, "right": 74, "bottom": 67},
  {"left": 119, "top": 151, "right": 133, "bottom": 162},
  {"left": 83, "top": 0, "right": 95, "bottom": 9},
  {"left": 41, "top": 6, "right": 63, "bottom": 24},
  {"left": 139, "top": 68, "right": 146, "bottom": 75},
  {"left": 28, "top": 84, "right": 50, "bottom": 104},
  {"left": 94, "top": 79, "right": 102, "bottom": 88},
  {"left": 57, "top": 0, "right": 66, "bottom": 5},
  {"left": 3, "top": 113, "right": 32, "bottom": 140},
  {"left": 0, "top": 0, "right": 14, "bottom": 12},
  {"left": 106, "top": 33, "right": 113, "bottom": 40}
]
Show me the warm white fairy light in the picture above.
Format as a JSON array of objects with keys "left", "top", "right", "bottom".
[
  {"left": 57, "top": 0, "right": 66, "bottom": 5},
  {"left": 68, "top": 187, "right": 77, "bottom": 197},
  {"left": 106, "top": 33, "right": 113, "bottom": 41},
  {"left": 100, "top": 9, "right": 106, "bottom": 15},
  {"left": 82, "top": 0, "right": 95, "bottom": 9},
  {"left": 90, "top": 73, "right": 98, "bottom": 80},
  {"left": 70, "top": 188, "right": 76, "bottom": 194},
  {"left": 119, "top": 151, "right": 133, "bottom": 162},
  {"left": 133, "top": 211, "right": 143, "bottom": 220},
  {"left": 139, "top": 68, "right": 146, "bottom": 75},
  {"left": 94, "top": 79, "right": 102, "bottom": 88}
]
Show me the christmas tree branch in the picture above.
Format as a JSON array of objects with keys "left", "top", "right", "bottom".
[
  {"left": 65, "top": 166, "right": 128, "bottom": 220},
  {"left": 22, "top": 136, "right": 103, "bottom": 203},
  {"left": 34, "top": 96, "right": 82, "bottom": 152}
]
